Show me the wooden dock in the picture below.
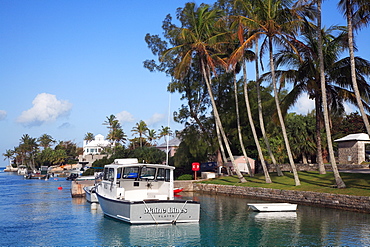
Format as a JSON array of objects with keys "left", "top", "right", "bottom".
[{"left": 71, "top": 180, "right": 95, "bottom": 197}]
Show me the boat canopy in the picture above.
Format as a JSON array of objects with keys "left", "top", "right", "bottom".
[{"left": 103, "top": 163, "right": 174, "bottom": 182}]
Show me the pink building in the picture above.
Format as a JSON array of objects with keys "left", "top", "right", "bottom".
[{"left": 157, "top": 138, "right": 181, "bottom": 157}]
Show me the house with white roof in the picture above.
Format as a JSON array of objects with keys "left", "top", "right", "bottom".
[
  {"left": 334, "top": 133, "right": 370, "bottom": 164},
  {"left": 79, "top": 134, "right": 111, "bottom": 164}
]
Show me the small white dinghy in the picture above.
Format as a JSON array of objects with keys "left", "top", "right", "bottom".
[
  {"left": 83, "top": 185, "right": 99, "bottom": 203},
  {"left": 248, "top": 203, "right": 297, "bottom": 212}
]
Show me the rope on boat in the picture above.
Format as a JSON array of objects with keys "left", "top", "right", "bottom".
[
  {"left": 172, "top": 200, "right": 188, "bottom": 225},
  {"left": 143, "top": 200, "right": 158, "bottom": 224}
]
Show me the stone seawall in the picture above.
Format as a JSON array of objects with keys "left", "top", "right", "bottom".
[{"left": 194, "top": 183, "right": 370, "bottom": 213}]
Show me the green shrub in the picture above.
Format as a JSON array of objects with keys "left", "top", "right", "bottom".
[{"left": 177, "top": 174, "right": 193, "bottom": 180}]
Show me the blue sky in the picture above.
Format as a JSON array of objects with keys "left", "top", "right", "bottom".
[{"left": 0, "top": 1, "right": 369, "bottom": 166}]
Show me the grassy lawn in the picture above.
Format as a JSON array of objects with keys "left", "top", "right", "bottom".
[{"left": 198, "top": 171, "right": 370, "bottom": 197}]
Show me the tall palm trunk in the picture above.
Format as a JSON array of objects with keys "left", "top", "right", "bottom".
[
  {"left": 215, "top": 120, "right": 229, "bottom": 174},
  {"left": 317, "top": 0, "right": 346, "bottom": 188},
  {"left": 345, "top": 0, "right": 370, "bottom": 135},
  {"left": 201, "top": 60, "right": 247, "bottom": 183},
  {"left": 255, "top": 41, "right": 283, "bottom": 176},
  {"left": 233, "top": 73, "right": 254, "bottom": 177},
  {"left": 242, "top": 61, "right": 271, "bottom": 182},
  {"left": 315, "top": 92, "right": 326, "bottom": 174},
  {"left": 268, "top": 37, "right": 301, "bottom": 186}
]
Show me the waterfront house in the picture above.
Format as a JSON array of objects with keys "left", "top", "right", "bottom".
[
  {"left": 79, "top": 134, "right": 111, "bottom": 165},
  {"left": 334, "top": 133, "right": 370, "bottom": 165},
  {"left": 156, "top": 137, "right": 181, "bottom": 157}
]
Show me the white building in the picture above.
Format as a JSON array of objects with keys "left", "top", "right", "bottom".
[
  {"left": 79, "top": 134, "right": 111, "bottom": 164},
  {"left": 334, "top": 133, "right": 370, "bottom": 164}
]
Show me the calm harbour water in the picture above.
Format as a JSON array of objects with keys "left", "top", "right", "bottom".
[{"left": 1, "top": 170, "right": 370, "bottom": 246}]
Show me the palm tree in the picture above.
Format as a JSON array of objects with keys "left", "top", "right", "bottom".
[
  {"left": 3, "top": 149, "right": 14, "bottom": 166},
  {"left": 317, "top": 0, "right": 345, "bottom": 188},
  {"left": 232, "top": 73, "right": 254, "bottom": 177},
  {"left": 230, "top": 0, "right": 303, "bottom": 185},
  {"left": 158, "top": 126, "right": 172, "bottom": 140},
  {"left": 103, "top": 114, "right": 125, "bottom": 149},
  {"left": 146, "top": 129, "right": 158, "bottom": 146},
  {"left": 107, "top": 128, "right": 127, "bottom": 154},
  {"left": 338, "top": 0, "right": 370, "bottom": 135},
  {"left": 233, "top": 0, "right": 284, "bottom": 177},
  {"left": 275, "top": 23, "right": 370, "bottom": 172},
  {"left": 84, "top": 132, "right": 94, "bottom": 144},
  {"left": 19, "top": 134, "right": 38, "bottom": 169},
  {"left": 132, "top": 120, "right": 149, "bottom": 148},
  {"left": 241, "top": 61, "right": 272, "bottom": 182},
  {"left": 103, "top": 114, "right": 118, "bottom": 130},
  {"left": 38, "top": 134, "right": 55, "bottom": 149},
  {"left": 163, "top": 3, "right": 247, "bottom": 183}
]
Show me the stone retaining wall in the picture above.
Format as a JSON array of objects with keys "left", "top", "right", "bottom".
[
  {"left": 194, "top": 183, "right": 370, "bottom": 213},
  {"left": 265, "top": 163, "right": 369, "bottom": 173}
]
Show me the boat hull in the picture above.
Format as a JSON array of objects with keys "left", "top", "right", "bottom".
[
  {"left": 96, "top": 192, "right": 200, "bottom": 224},
  {"left": 248, "top": 203, "right": 297, "bottom": 212}
]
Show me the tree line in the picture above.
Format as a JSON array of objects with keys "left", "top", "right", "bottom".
[
  {"left": 2, "top": 115, "right": 173, "bottom": 170},
  {"left": 84, "top": 114, "right": 173, "bottom": 152},
  {"left": 144, "top": 0, "right": 370, "bottom": 188}
]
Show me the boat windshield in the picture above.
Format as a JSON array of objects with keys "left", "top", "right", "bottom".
[
  {"left": 140, "top": 166, "right": 156, "bottom": 180},
  {"left": 122, "top": 166, "right": 139, "bottom": 179},
  {"left": 157, "top": 168, "right": 170, "bottom": 182},
  {"left": 103, "top": 168, "right": 115, "bottom": 181}
]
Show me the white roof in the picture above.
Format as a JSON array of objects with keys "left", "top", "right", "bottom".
[
  {"left": 84, "top": 134, "right": 111, "bottom": 147},
  {"left": 334, "top": 133, "right": 370, "bottom": 142},
  {"left": 157, "top": 137, "right": 181, "bottom": 148}
]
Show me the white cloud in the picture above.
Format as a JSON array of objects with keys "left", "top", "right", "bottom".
[
  {"left": 146, "top": 113, "right": 165, "bottom": 126},
  {"left": 290, "top": 94, "right": 359, "bottom": 116},
  {"left": 0, "top": 110, "right": 7, "bottom": 120},
  {"left": 289, "top": 93, "right": 315, "bottom": 115},
  {"left": 17, "top": 93, "right": 72, "bottom": 127},
  {"left": 116, "top": 111, "right": 135, "bottom": 124}
]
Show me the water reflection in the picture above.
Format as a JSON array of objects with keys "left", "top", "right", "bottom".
[
  {"left": 196, "top": 193, "right": 370, "bottom": 246},
  {"left": 251, "top": 211, "right": 297, "bottom": 220},
  {"left": 97, "top": 217, "right": 201, "bottom": 246}
]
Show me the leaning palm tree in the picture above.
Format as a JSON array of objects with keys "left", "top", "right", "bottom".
[
  {"left": 317, "top": 0, "right": 345, "bottom": 188},
  {"left": 163, "top": 3, "right": 247, "bottom": 183},
  {"left": 274, "top": 23, "right": 370, "bottom": 178},
  {"left": 338, "top": 0, "right": 370, "bottom": 135},
  {"left": 234, "top": 0, "right": 284, "bottom": 177},
  {"left": 232, "top": 73, "right": 254, "bottom": 177},
  {"left": 230, "top": 0, "right": 303, "bottom": 185}
]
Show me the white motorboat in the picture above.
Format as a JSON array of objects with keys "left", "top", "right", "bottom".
[
  {"left": 17, "top": 165, "right": 28, "bottom": 175},
  {"left": 248, "top": 203, "right": 297, "bottom": 212},
  {"left": 83, "top": 185, "right": 99, "bottom": 203},
  {"left": 95, "top": 158, "right": 200, "bottom": 224}
]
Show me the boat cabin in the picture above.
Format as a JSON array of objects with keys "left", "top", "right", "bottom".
[{"left": 100, "top": 159, "right": 175, "bottom": 201}]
